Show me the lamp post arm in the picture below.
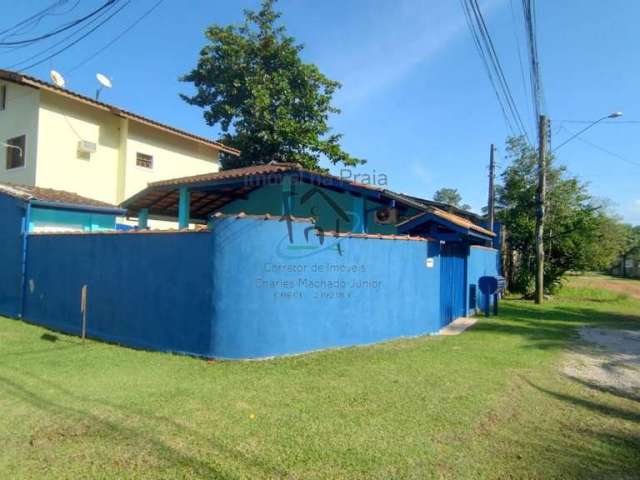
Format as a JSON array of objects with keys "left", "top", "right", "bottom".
[{"left": 552, "top": 115, "right": 612, "bottom": 152}]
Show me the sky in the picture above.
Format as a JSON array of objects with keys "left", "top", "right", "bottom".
[{"left": 3, "top": 0, "right": 639, "bottom": 224}]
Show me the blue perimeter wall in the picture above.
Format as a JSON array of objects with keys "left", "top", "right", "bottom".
[
  {"left": 24, "top": 231, "right": 214, "bottom": 356},
  {"left": 210, "top": 217, "right": 441, "bottom": 359},
  {"left": 14, "top": 217, "right": 499, "bottom": 360},
  {"left": 0, "top": 194, "right": 25, "bottom": 318}
]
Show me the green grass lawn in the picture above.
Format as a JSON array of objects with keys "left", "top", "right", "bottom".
[{"left": 1, "top": 278, "right": 639, "bottom": 479}]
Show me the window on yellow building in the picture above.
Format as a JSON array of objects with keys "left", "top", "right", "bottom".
[
  {"left": 0, "top": 85, "right": 6, "bottom": 110},
  {"left": 5, "top": 135, "right": 25, "bottom": 170},
  {"left": 136, "top": 152, "right": 153, "bottom": 169}
]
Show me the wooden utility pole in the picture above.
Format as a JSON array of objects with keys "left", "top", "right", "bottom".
[
  {"left": 488, "top": 144, "right": 496, "bottom": 232},
  {"left": 535, "top": 115, "right": 548, "bottom": 304}
]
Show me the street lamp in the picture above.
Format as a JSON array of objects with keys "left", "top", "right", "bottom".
[
  {"left": 535, "top": 110, "right": 622, "bottom": 304},
  {"left": 552, "top": 111, "right": 623, "bottom": 152}
]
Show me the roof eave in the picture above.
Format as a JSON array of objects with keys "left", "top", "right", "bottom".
[
  {"left": 0, "top": 69, "right": 239, "bottom": 156},
  {"left": 30, "top": 199, "right": 126, "bottom": 216}
]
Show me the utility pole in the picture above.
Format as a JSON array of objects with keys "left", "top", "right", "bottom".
[
  {"left": 488, "top": 144, "right": 496, "bottom": 232},
  {"left": 535, "top": 115, "right": 548, "bottom": 304}
]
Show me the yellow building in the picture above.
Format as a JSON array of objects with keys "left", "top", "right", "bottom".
[{"left": 0, "top": 69, "right": 238, "bottom": 211}]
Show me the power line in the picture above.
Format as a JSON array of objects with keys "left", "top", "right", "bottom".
[
  {"left": 7, "top": 2, "right": 122, "bottom": 70},
  {"left": 17, "top": 1, "right": 131, "bottom": 72},
  {"left": 68, "top": 0, "right": 165, "bottom": 73},
  {"left": 0, "top": 1, "right": 118, "bottom": 47},
  {"left": 0, "top": 1, "right": 69, "bottom": 38},
  {"left": 557, "top": 125, "right": 640, "bottom": 169},
  {"left": 1, "top": 1, "right": 82, "bottom": 42},
  {"left": 471, "top": 0, "right": 531, "bottom": 141},
  {"left": 460, "top": 0, "right": 516, "bottom": 136},
  {"left": 460, "top": 0, "right": 531, "bottom": 142},
  {"left": 521, "top": 0, "right": 545, "bottom": 133},
  {"left": 509, "top": 0, "right": 532, "bottom": 127}
]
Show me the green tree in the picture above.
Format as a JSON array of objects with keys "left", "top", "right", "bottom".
[
  {"left": 619, "top": 224, "right": 640, "bottom": 275},
  {"left": 433, "top": 188, "right": 471, "bottom": 210},
  {"left": 181, "top": 0, "right": 363, "bottom": 170},
  {"left": 497, "top": 137, "right": 627, "bottom": 295}
]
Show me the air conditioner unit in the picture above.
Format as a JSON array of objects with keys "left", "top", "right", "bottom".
[
  {"left": 374, "top": 207, "right": 399, "bottom": 225},
  {"left": 77, "top": 140, "right": 97, "bottom": 154}
]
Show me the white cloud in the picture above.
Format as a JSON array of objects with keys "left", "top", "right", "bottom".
[
  {"left": 327, "top": 0, "right": 502, "bottom": 107},
  {"left": 411, "top": 161, "right": 432, "bottom": 189}
]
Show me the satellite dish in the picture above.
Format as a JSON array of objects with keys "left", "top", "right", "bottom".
[
  {"left": 96, "top": 73, "right": 112, "bottom": 89},
  {"left": 50, "top": 70, "right": 65, "bottom": 88},
  {"left": 95, "top": 73, "right": 112, "bottom": 101}
]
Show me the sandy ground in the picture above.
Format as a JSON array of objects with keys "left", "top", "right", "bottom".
[{"left": 564, "top": 327, "right": 640, "bottom": 400}]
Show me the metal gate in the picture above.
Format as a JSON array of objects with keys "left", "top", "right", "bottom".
[{"left": 440, "top": 243, "right": 467, "bottom": 327}]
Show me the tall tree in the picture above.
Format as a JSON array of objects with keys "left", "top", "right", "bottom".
[
  {"left": 181, "top": 0, "right": 363, "bottom": 170},
  {"left": 433, "top": 188, "right": 471, "bottom": 210},
  {"left": 496, "top": 137, "right": 628, "bottom": 295}
]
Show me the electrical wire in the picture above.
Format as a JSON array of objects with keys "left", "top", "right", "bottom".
[
  {"left": 460, "top": 0, "right": 531, "bottom": 143},
  {"left": 460, "top": 0, "right": 516, "bottom": 137},
  {"left": 521, "top": 0, "right": 545, "bottom": 133},
  {"left": 7, "top": 1, "right": 122, "bottom": 70},
  {"left": 0, "top": 1, "right": 69, "bottom": 38},
  {"left": 470, "top": 0, "right": 530, "bottom": 140},
  {"left": 68, "top": 0, "right": 165, "bottom": 72},
  {"left": 509, "top": 0, "right": 533, "bottom": 129},
  {"left": 556, "top": 125, "right": 640, "bottom": 169},
  {"left": 0, "top": 1, "right": 117, "bottom": 46},
  {"left": 2, "top": 1, "right": 81, "bottom": 42},
  {"left": 17, "top": 1, "right": 131, "bottom": 72}
]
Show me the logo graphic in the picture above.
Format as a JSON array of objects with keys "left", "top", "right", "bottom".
[{"left": 277, "top": 181, "right": 359, "bottom": 259}]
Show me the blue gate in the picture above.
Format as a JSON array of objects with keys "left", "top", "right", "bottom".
[{"left": 439, "top": 243, "right": 467, "bottom": 327}]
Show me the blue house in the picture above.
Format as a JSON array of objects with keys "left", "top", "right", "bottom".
[
  {"left": 123, "top": 162, "right": 495, "bottom": 243},
  {"left": 0, "top": 165, "right": 501, "bottom": 359}
]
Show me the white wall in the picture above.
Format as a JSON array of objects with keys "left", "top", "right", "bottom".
[
  {"left": 36, "top": 91, "right": 121, "bottom": 204},
  {"left": 36, "top": 91, "right": 220, "bottom": 206},
  {"left": 124, "top": 122, "right": 220, "bottom": 201},
  {"left": 4, "top": 86, "right": 222, "bottom": 218},
  {"left": 0, "top": 81, "right": 40, "bottom": 185}
]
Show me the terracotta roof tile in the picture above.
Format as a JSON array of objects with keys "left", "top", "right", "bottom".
[
  {"left": 397, "top": 209, "right": 495, "bottom": 237},
  {"left": 0, "top": 182, "right": 122, "bottom": 210},
  {"left": 321, "top": 231, "right": 431, "bottom": 242},
  {"left": 149, "top": 162, "right": 303, "bottom": 187},
  {"left": 210, "top": 211, "right": 315, "bottom": 223}
]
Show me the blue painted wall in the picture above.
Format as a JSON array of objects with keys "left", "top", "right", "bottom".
[
  {"left": 209, "top": 217, "right": 442, "bottom": 359},
  {"left": 466, "top": 245, "right": 500, "bottom": 314},
  {"left": 13, "top": 216, "right": 500, "bottom": 360},
  {"left": 0, "top": 194, "right": 25, "bottom": 318},
  {"left": 29, "top": 208, "right": 116, "bottom": 232},
  {"left": 24, "top": 231, "right": 214, "bottom": 356}
]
